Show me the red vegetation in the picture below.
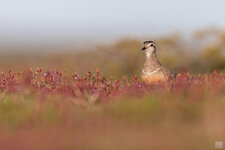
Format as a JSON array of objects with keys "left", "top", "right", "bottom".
[
  {"left": 0, "top": 68, "right": 225, "bottom": 150},
  {"left": 0, "top": 68, "right": 224, "bottom": 101}
]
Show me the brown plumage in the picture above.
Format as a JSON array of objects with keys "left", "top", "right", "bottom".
[{"left": 141, "top": 41, "right": 170, "bottom": 83}]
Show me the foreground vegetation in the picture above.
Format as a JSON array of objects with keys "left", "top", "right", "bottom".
[{"left": 0, "top": 69, "right": 224, "bottom": 150}]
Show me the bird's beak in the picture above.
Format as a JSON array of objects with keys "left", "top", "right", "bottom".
[{"left": 141, "top": 47, "right": 146, "bottom": 50}]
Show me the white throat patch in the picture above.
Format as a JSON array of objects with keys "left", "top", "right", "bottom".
[{"left": 146, "top": 51, "right": 153, "bottom": 58}]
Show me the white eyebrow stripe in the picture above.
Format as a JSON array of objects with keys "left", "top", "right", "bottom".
[{"left": 142, "top": 68, "right": 161, "bottom": 76}]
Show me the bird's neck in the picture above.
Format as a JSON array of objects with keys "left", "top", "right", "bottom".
[
  {"left": 143, "top": 51, "right": 161, "bottom": 71},
  {"left": 145, "top": 50, "right": 159, "bottom": 62}
]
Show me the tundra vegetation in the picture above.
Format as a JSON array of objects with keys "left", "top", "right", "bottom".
[{"left": 0, "top": 28, "right": 225, "bottom": 149}]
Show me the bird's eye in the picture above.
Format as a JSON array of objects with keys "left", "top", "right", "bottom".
[{"left": 150, "top": 44, "right": 154, "bottom": 47}]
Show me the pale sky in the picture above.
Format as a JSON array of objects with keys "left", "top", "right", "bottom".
[{"left": 0, "top": 0, "right": 225, "bottom": 46}]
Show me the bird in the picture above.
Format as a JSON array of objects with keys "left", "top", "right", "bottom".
[{"left": 141, "top": 41, "right": 170, "bottom": 83}]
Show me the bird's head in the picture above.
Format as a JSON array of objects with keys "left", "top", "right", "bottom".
[
  {"left": 141, "top": 41, "right": 156, "bottom": 51},
  {"left": 141, "top": 41, "right": 156, "bottom": 58}
]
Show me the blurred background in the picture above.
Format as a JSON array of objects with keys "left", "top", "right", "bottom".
[{"left": 0, "top": 0, "right": 225, "bottom": 77}]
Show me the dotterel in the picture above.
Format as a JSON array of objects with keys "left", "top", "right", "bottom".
[{"left": 141, "top": 41, "right": 170, "bottom": 83}]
